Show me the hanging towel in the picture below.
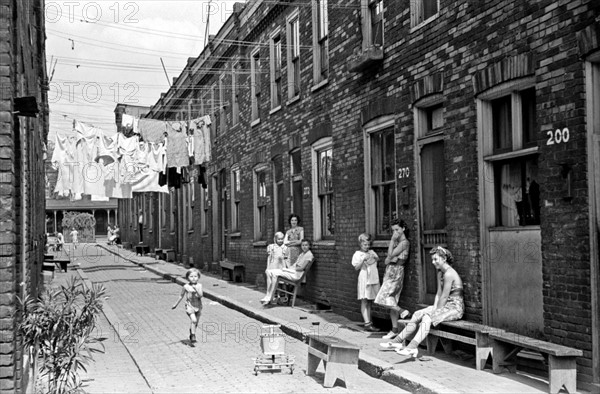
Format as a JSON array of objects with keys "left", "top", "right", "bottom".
[{"left": 138, "top": 118, "right": 167, "bottom": 143}]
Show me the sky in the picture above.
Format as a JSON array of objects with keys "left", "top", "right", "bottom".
[{"left": 46, "top": 0, "right": 243, "bottom": 138}]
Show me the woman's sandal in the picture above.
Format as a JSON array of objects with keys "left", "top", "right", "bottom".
[
  {"left": 379, "top": 342, "right": 404, "bottom": 350},
  {"left": 395, "top": 347, "right": 418, "bottom": 357}
]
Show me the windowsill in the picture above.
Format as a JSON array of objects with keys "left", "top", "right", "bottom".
[
  {"left": 371, "top": 240, "right": 389, "bottom": 249},
  {"left": 148, "top": 230, "right": 153, "bottom": 234},
  {"left": 484, "top": 147, "right": 538, "bottom": 162},
  {"left": 348, "top": 46, "right": 384, "bottom": 72},
  {"left": 313, "top": 240, "right": 335, "bottom": 247},
  {"left": 410, "top": 13, "right": 439, "bottom": 33},
  {"left": 187, "top": 230, "right": 194, "bottom": 235},
  {"left": 253, "top": 241, "right": 268, "bottom": 247},
  {"left": 170, "top": 232, "right": 176, "bottom": 235},
  {"left": 269, "top": 106, "right": 282, "bottom": 115},
  {"left": 489, "top": 225, "right": 541, "bottom": 232},
  {"left": 201, "top": 233, "right": 209, "bottom": 238},
  {"left": 311, "top": 79, "right": 329, "bottom": 93},
  {"left": 229, "top": 232, "right": 241, "bottom": 238},
  {"left": 286, "top": 95, "right": 300, "bottom": 106},
  {"left": 251, "top": 118, "right": 261, "bottom": 127}
]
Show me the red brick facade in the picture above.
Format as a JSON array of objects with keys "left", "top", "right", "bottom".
[{"left": 118, "top": 1, "right": 600, "bottom": 388}]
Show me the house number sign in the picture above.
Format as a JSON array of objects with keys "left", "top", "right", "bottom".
[
  {"left": 398, "top": 167, "right": 410, "bottom": 179},
  {"left": 546, "top": 128, "right": 570, "bottom": 145}
]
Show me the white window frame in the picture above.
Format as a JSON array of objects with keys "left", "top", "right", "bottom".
[
  {"left": 219, "top": 74, "right": 227, "bottom": 132},
  {"left": 250, "top": 47, "right": 261, "bottom": 125},
  {"left": 289, "top": 147, "right": 303, "bottom": 216},
  {"left": 311, "top": 0, "right": 329, "bottom": 88},
  {"left": 361, "top": 0, "right": 384, "bottom": 50},
  {"left": 477, "top": 76, "right": 539, "bottom": 229},
  {"left": 269, "top": 28, "right": 283, "bottom": 112},
  {"left": 363, "top": 116, "right": 396, "bottom": 241},
  {"left": 410, "top": 0, "right": 440, "bottom": 31},
  {"left": 253, "top": 164, "right": 269, "bottom": 241},
  {"left": 272, "top": 155, "right": 285, "bottom": 233},
  {"left": 286, "top": 9, "right": 301, "bottom": 102},
  {"left": 311, "top": 137, "right": 334, "bottom": 242},
  {"left": 201, "top": 187, "right": 209, "bottom": 236},
  {"left": 231, "top": 61, "right": 239, "bottom": 125},
  {"left": 230, "top": 166, "right": 241, "bottom": 234}
]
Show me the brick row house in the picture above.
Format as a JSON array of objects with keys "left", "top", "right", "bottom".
[
  {"left": 118, "top": 0, "right": 600, "bottom": 388},
  {"left": 0, "top": 0, "right": 49, "bottom": 392}
]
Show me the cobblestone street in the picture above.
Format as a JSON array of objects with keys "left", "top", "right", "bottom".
[{"left": 62, "top": 245, "right": 402, "bottom": 393}]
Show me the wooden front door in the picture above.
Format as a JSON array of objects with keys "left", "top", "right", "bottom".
[{"left": 418, "top": 140, "right": 447, "bottom": 304}]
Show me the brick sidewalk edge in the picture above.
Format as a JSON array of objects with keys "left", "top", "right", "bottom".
[{"left": 96, "top": 245, "right": 438, "bottom": 394}]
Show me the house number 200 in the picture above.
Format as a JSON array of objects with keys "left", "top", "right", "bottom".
[
  {"left": 398, "top": 167, "right": 410, "bottom": 178},
  {"left": 546, "top": 128, "right": 570, "bottom": 145}
]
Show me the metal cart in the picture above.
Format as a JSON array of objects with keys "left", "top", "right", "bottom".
[{"left": 252, "top": 325, "right": 295, "bottom": 375}]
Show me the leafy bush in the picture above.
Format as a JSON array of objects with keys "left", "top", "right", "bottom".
[
  {"left": 62, "top": 212, "right": 96, "bottom": 243},
  {"left": 19, "top": 277, "right": 106, "bottom": 393}
]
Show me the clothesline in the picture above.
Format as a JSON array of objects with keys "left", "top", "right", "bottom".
[{"left": 51, "top": 116, "right": 212, "bottom": 201}]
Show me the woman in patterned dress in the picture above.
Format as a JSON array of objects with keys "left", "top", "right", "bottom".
[
  {"left": 375, "top": 219, "right": 411, "bottom": 339},
  {"left": 283, "top": 214, "right": 304, "bottom": 266}
]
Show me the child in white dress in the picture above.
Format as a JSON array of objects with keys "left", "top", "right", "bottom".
[{"left": 352, "top": 233, "right": 380, "bottom": 332}]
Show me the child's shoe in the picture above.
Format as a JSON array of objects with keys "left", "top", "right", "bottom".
[
  {"left": 396, "top": 347, "right": 418, "bottom": 357},
  {"left": 189, "top": 332, "right": 196, "bottom": 343},
  {"left": 364, "top": 322, "right": 379, "bottom": 332},
  {"left": 382, "top": 330, "right": 398, "bottom": 340}
]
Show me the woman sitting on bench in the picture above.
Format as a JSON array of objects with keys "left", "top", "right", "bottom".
[
  {"left": 381, "top": 245, "right": 464, "bottom": 357},
  {"left": 260, "top": 239, "right": 313, "bottom": 305}
]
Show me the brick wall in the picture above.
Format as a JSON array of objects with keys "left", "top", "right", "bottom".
[
  {"left": 146, "top": 0, "right": 600, "bottom": 386},
  {"left": 0, "top": 0, "right": 48, "bottom": 392}
]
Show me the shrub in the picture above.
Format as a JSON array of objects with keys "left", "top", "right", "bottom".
[{"left": 19, "top": 277, "right": 106, "bottom": 393}]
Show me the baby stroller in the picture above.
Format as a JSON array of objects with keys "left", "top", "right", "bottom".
[{"left": 252, "top": 325, "right": 295, "bottom": 375}]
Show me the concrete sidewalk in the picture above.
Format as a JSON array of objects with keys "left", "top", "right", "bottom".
[{"left": 95, "top": 244, "right": 554, "bottom": 394}]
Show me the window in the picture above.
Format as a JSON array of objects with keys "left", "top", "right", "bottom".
[
  {"left": 365, "top": 123, "right": 396, "bottom": 238},
  {"left": 312, "top": 0, "right": 329, "bottom": 85},
  {"left": 286, "top": 11, "right": 301, "bottom": 100},
  {"left": 361, "top": 0, "right": 383, "bottom": 49},
  {"left": 187, "top": 184, "right": 194, "bottom": 232},
  {"left": 411, "top": 0, "right": 439, "bottom": 28},
  {"left": 231, "top": 166, "right": 241, "bottom": 233},
  {"left": 254, "top": 167, "right": 268, "bottom": 241},
  {"left": 161, "top": 194, "right": 167, "bottom": 229},
  {"left": 212, "top": 83, "right": 220, "bottom": 137},
  {"left": 219, "top": 74, "right": 227, "bottom": 132},
  {"left": 312, "top": 138, "right": 334, "bottom": 240},
  {"left": 169, "top": 189, "right": 175, "bottom": 232},
  {"left": 251, "top": 48, "right": 261, "bottom": 123},
  {"left": 273, "top": 156, "right": 285, "bottom": 233},
  {"left": 270, "top": 31, "right": 282, "bottom": 110},
  {"left": 201, "top": 188, "right": 209, "bottom": 235},
  {"left": 231, "top": 62, "right": 239, "bottom": 125},
  {"left": 479, "top": 81, "right": 540, "bottom": 227},
  {"left": 290, "top": 148, "right": 303, "bottom": 219}
]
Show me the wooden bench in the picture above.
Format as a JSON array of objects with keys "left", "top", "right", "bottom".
[
  {"left": 154, "top": 248, "right": 165, "bottom": 260},
  {"left": 47, "top": 258, "right": 70, "bottom": 273},
  {"left": 489, "top": 330, "right": 582, "bottom": 394},
  {"left": 42, "top": 262, "right": 55, "bottom": 272},
  {"left": 305, "top": 334, "right": 360, "bottom": 388},
  {"left": 426, "top": 320, "right": 495, "bottom": 371},
  {"left": 164, "top": 249, "right": 176, "bottom": 262},
  {"left": 275, "top": 259, "right": 315, "bottom": 307},
  {"left": 220, "top": 261, "right": 245, "bottom": 282},
  {"left": 135, "top": 244, "right": 150, "bottom": 256}
]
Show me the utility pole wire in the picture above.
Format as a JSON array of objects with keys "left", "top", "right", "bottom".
[{"left": 160, "top": 58, "right": 171, "bottom": 87}]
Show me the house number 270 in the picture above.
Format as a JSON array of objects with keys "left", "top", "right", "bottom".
[
  {"left": 546, "top": 128, "right": 570, "bottom": 145},
  {"left": 398, "top": 167, "right": 410, "bottom": 178}
]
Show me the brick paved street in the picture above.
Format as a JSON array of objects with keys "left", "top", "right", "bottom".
[{"left": 62, "top": 244, "right": 403, "bottom": 393}]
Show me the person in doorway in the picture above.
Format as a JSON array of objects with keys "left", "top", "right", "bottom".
[
  {"left": 69, "top": 228, "right": 78, "bottom": 249},
  {"left": 283, "top": 214, "right": 304, "bottom": 266},
  {"left": 380, "top": 246, "right": 464, "bottom": 357},
  {"left": 172, "top": 268, "right": 203, "bottom": 344},
  {"left": 352, "top": 233, "right": 380, "bottom": 332},
  {"left": 138, "top": 209, "right": 144, "bottom": 244},
  {"left": 375, "top": 219, "right": 411, "bottom": 340},
  {"left": 261, "top": 239, "right": 313, "bottom": 305}
]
